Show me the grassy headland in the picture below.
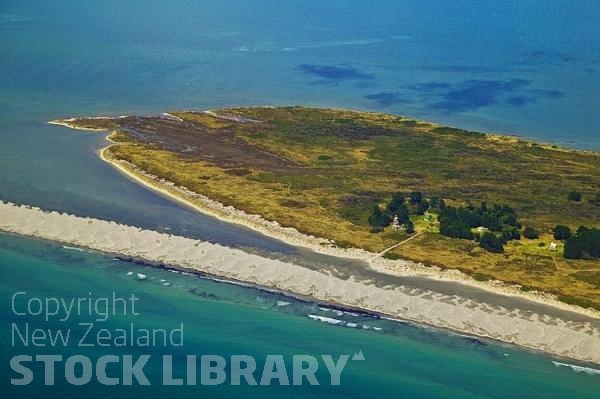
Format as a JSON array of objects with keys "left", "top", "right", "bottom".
[{"left": 55, "top": 107, "right": 600, "bottom": 310}]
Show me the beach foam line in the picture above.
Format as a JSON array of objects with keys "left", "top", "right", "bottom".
[
  {"left": 1, "top": 200, "right": 599, "bottom": 365},
  {"left": 62, "top": 245, "right": 85, "bottom": 252},
  {"left": 552, "top": 361, "right": 600, "bottom": 375},
  {"left": 308, "top": 315, "right": 345, "bottom": 325}
]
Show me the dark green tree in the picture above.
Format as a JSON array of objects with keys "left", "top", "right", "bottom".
[
  {"left": 429, "top": 197, "right": 446, "bottom": 211},
  {"left": 457, "top": 207, "right": 481, "bottom": 228},
  {"left": 439, "top": 221, "right": 473, "bottom": 240},
  {"left": 439, "top": 207, "right": 474, "bottom": 239},
  {"left": 386, "top": 193, "right": 409, "bottom": 221},
  {"left": 386, "top": 193, "right": 410, "bottom": 224},
  {"left": 568, "top": 191, "right": 582, "bottom": 202},
  {"left": 409, "top": 191, "right": 423, "bottom": 204},
  {"left": 368, "top": 205, "right": 391, "bottom": 229},
  {"left": 479, "top": 232, "right": 504, "bottom": 253},
  {"left": 523, "top": 227, "right": 539, "bottom": 239},
  {"left": 563, "top": 238, "right": 583, "bottom": 259},
  {"left": 416, "top": 200, "right": 430, "bottom": 215},
  {"left": 479, "top": 201, "right": 488, "bottom": 213},
  {"left": 501, "top": 227, "right": 521, "bottom": 242},
  {"left": 404, "top": 220, "right": 415, "bottom": 234},
  {"left": 564, "top": 227, "right": 600, "bottom": 259},
  {"left": 481, "top": 212, "right": 500, "bottom": 231},
  {"left": 553, "top": 225, "right": 572, "bottom": 240},
  {"left": 398, "top": 207, "right": 410, "bottom": 224}
]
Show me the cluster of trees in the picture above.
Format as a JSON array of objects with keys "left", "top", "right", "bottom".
[
  {"left": 478, "top": 232, "right": 505, "bottom": 253},
  {"left": 368, "top": 191, "right": 440, "bottom": 234},
  {"left": 551, "top": 225, "right": 600, "bottom": 260},
  {"left": 438, "top": 202, "right": 521, "bottom": 253},
  {"left": 368, "top": 193, "right": 600, "bottom": 259},
  {"left": 564, "top": 227, "right": 600, "bottom": 260}
]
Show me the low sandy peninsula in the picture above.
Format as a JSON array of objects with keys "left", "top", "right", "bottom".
[
  {"left": 49, "top": 111, "right": 600, "bottom": 317},
  {"left": 98, "top": 143, "right": 600, "bottom": 320},
  {"left": 1, "top": 201, "right": 599, "bottom": 364}
]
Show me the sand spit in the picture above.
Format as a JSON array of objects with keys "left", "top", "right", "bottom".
[
  {"left": 0, "top": 201, "right": 599, "bottom": 364},
  {"left": 48, "top": 118, "right": 112, "bottom": 131}
]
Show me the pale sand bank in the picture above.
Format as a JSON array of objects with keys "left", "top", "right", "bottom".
[
  {"left": 0, "top": 201, "right": 599, "bottom": 364},
  {"left": 47, "top": 118, "right": 111, "bottom": 131}
]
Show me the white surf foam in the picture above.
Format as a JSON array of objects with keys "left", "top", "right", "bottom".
[
  {"left": 308, "top": 314, "right": 344, "bottom": 325},
  {"left": 552, "top": 361, "right": 600, "bottom": 375}
]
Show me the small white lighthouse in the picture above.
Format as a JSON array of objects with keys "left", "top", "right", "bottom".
[{"left": 392, "top": 214, "right": 401, "bottom": 231}]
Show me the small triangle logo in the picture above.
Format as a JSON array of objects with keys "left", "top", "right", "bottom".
[{"left": 352, "top": 350, "right": 365, "bottom": 361}]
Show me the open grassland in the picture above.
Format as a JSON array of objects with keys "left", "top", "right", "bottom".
[{"left": 63, "top": 107, "right": 600, "bottom": 309}]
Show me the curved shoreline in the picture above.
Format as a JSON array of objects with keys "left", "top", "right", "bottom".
[
  {"left": 0, "top": 200, "right": 599, "bottom": 364},
  {"left": 48, "top": 118, "right": 116, "bottom": 131},
  {"left": 94, "top": 133, "right": 600, "bottom": 321}
]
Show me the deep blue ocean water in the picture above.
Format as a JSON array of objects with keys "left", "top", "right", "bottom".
[{"left": 1, "top": 0, "right": 599, "bottom": 397}]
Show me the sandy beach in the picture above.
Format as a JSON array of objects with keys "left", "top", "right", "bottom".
[
  {"left": 1, "top": 201, "right": 599, "bottom": 364},
  {"left": 47, "top": 118, "right": 116, "bottom": 131}
]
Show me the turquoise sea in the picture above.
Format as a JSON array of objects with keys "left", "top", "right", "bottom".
[{"left": 1, "top": 1, "right": 599, "bottom": 397}]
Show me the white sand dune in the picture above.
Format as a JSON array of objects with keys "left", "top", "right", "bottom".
[{"left": 1, "top": 201, "right": 599, "bottom": 364}]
